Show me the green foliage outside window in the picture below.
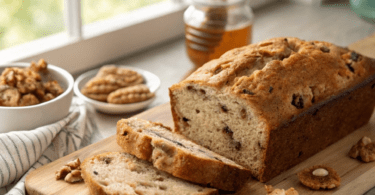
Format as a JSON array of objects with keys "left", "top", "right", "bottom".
[
  {"left": 81, "top": 0, "right": 166, "bottom": 24},
  {"left": 0, "top": 0, "right": 166, "bottom": 50}
]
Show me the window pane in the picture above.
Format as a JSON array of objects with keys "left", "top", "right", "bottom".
[
  {"left": 82, "top": 0, "right": 168, "bottom": 25},
  {"left": 0, "top": 0, "right": 65, "bottom": 50}
]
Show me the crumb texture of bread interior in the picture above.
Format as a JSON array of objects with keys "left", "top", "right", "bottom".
[
  {"left": 169, "top": 37, "right": 375, "bottom": 180},
  {"left": 81, "top": 152, "right": 218, "bottom": 195},
  {"left": 116, "top": 118, "right": 251, "bottom": 191},
  {"left": 170, "top": 83, "right": 266, "bottom": 179},
  {"left": 119, "top": 118, "right": 246, "bottom": 168}
]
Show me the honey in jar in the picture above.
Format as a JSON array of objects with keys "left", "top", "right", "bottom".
[{"left": 184, "top": 0, "right": 254, "bottom": 69}]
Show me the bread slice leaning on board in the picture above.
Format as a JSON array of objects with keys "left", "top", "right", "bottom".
[
  {"left": 116, "top": 117, "right": 251, "bottom": 191},
  {"left": 81, "top": 152, "right": 218, "bottom": 195},
  {"left": 169, "top": 37, "right": 375, "bottom": 182}
]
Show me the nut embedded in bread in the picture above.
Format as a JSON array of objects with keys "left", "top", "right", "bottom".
[
  {"left": 81, "top": 152, "right": 218, "bottom": 195},
  {"left": 116, "top": 117, "right": 251, "bottom": 191},
  {"left": 169, "top": 37, "right": 375, "bottom": 182}
]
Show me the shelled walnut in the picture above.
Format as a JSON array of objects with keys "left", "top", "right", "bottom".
[
  {"left": 55, "top": 158, "right": 83, "bottom": 183},
  {"left": 80, "top": 65, "right": 155, "bottom": 104},
  {"left": 0, "top": 59, "right": 64, "bottom": 107},
  {"left": 349, "top": 136, "right": 375, "bottom": 162}
]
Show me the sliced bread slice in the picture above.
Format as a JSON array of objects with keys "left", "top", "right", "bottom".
[
  {"left": 116, "top": 117, "right": 251, "bottom": 191},
  {"left": 81, "top": 152, "right": 218, "bottom": 195}
]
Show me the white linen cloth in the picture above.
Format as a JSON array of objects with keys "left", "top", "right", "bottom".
[{"left": 0, "top": 97, "right": 96, "bottom": 195}]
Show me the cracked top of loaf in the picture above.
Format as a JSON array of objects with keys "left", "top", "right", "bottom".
[{"left": 172, "top": 37, "right": 375, "bottom": 129}]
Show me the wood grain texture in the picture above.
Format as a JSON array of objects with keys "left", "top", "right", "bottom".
[{"left": 25, "top": 102, "right": 375, "bottom": 195}]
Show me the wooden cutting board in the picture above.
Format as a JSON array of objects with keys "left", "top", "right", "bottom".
[
  {"left": 25, "top": 35, "right": 375, "bottom": 195},
  {"left": 25, "top": 103, "right": 375, "bottom": 195}
]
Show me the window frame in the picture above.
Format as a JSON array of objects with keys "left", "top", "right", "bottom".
[
  {"left": 0, "top": 0, "right": 187, "bottom": 74},
  {"left": 0, "top": 0, "right": 275, "bottom": 74}
]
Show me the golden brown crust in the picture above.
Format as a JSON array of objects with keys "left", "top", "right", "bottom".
[
  {"left": 172, "top": 37, "right": 375, "bottom": 129},
  {"left": 116, "top": 118, "right": 251, "bottom": 191},
  {"left": 80, "top": 160, "right": 107, "bottom": 195},
  {"left": 262, "top": 76, "right": 375, "bottom": 182}
]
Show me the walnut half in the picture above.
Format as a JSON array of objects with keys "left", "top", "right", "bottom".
[
  {"left": 55, "top": 158, "right": 83, "bottom": 183},
  {"left": 349, "top": 136, "right": 375, "bottom": 163}
]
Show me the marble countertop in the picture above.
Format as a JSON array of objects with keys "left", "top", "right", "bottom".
[{"left": 87, "top": 1, "right": 375, "bottom": 143}]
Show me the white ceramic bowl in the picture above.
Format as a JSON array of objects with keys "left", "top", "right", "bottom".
[
  {"left": 74, "top": 66, "right": 160, "bottom": 114},
  {"left": 0, "top": 63, "right": 74, "bottom": 132}
]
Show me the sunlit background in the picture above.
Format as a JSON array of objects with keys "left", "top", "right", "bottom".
[{"left": 0, "top": 0, "right": 167, "bottom": 50}]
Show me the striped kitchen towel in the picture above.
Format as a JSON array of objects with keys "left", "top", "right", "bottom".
[{"left": 0, "top": 97, "right": 96, "bottom": 195}]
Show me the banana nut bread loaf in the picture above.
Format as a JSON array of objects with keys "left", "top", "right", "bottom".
[
  {"left": 81, "top": 152, "right": 218, "bottom": 195},
  {"left": 169, "top": 37, "right": 375, "bottom": 182},
  {"left": 116, "top": 117, "right": 251, "bottom": 191}
]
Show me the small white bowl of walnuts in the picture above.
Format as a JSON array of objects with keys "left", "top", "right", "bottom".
[
  {"left": 74, "top": 65, "right": 160, "bottom": 114},
  {"left": 0, "top": 59, "right": 74, "bottom": 132}
]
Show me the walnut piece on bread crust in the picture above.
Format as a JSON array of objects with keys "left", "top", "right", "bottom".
[
  {"left": 349, "top": 136, "right": 375, "bottom": 162},
  {"left": 297, "top": 165, "right": 340, "bottom": 190},
  {"left": 265, "top": 185, "right": 299, "bottom": 195}
]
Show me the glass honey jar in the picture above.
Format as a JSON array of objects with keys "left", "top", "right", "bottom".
[{"left": 184, "top": 0, "right": 254, "bottom": 70}]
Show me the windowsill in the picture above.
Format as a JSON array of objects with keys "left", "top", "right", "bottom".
[{"left": 0, "top": 1, "right": 189, "bottom": 74}]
